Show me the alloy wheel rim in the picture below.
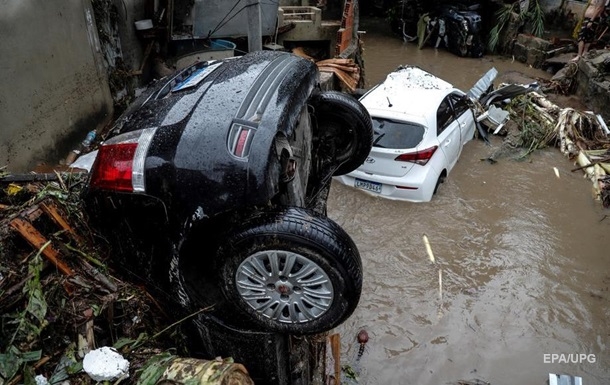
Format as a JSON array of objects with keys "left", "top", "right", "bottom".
[{"left": 235, "top": 250, "right": 334, "bottom": 324}]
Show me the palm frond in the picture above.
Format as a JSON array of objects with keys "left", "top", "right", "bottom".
[
  {"left": 488, "top": 3, "right": 517, "bottom": 53},
  {"left": 527, "top": 0, "right": 546, "bottom": 37},
  {"left": 487, "top": 24, "right": 501, "bottom": 53}
]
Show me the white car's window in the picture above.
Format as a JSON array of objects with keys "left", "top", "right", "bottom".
[
  {"left": 371, "top": 117, "right": 425, "bottom": 149},
  {"left": 436, "top": 98, "right": 455, "bottom": 135},
  {"left": 449, "top": 93, "right": 469, "bottom": 117}
]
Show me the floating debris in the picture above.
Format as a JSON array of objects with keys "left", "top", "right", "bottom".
[
  {"left": 450, "top": 380, "right": 491, "bottom": 385},
  {"left": 423, "top": 234, "right": 435, "bottom": 263},
  {"left": 477, "top": 91, "right": 610, "bottom": 206},
  {"left": 356, "top": 329, "right": 369, "bottom": 361},
  {"left": 439, "top": 269, "right": 443, "bottom": 302},
  {"left": 549, "top": 373, "right": 583, "bottom": 385}
]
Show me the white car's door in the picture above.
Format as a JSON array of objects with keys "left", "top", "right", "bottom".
[
  {"left": 436, "top": 97, "right": 461, "bottom": 172},
  {"left": 449, "top": 92, "right": 476, "bottom": 144}
]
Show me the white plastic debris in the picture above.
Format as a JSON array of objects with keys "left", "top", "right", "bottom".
[
  {"left": 69, "top": 150, "right": 98, "bottom": 171},
  {"left": 83, "top": 347, "right": 130, "bottom": 382},
  {"left": 35, "top": 374, "right": 49, "bottom": 385},
  {"left": 596, "top": 114, "right": 609, "bottom": 135},
  {"left": 549, "top": 373, "right": 582, "bottom": 385}
]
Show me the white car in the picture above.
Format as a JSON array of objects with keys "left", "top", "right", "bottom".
[{"left": 334, "top": 65, "right": 476, "bottom": 202}]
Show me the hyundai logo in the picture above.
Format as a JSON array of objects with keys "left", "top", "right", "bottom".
[{"left": 365, "top": 157, "right": 375, "bottom": 164}]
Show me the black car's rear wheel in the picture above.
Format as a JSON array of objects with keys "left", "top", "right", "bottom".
[
  {"left": 216, "top": 207, "right": 362, "bottom": 334},
  {"left": 310, "top": 91, "right": 373, "bottom": 176}
]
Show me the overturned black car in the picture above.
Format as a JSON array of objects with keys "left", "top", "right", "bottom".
[
  {"left": 389, "top": 0, "right": 484, "bottom": 58},
  {"left": 437, "top": 3, "right": 484, "bottom": 58},
  {"left": 85, "top": 51, "right": 373, "bottom": 335}
]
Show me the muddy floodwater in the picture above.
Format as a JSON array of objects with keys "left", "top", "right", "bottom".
[{"left": 328, "top": 19, "right": 610, "bottom": 385}]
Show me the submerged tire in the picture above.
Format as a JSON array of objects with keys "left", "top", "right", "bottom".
[
  {"left": 310, "top": 91, "right": 373, "bottom": 176},
  {"left": 433, "top": 172, "right": 446, "bottom": 195},
  {"left": 216, "top": 207, "right": 362, "bottom": 334}
]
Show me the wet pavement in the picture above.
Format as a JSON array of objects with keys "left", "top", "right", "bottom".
[{"left": 329, "top": 18, "right": 610, "bottom": 385}]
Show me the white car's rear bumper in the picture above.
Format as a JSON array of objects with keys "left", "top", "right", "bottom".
[{"left": 334, "top": 167, "right": 439, "bottom": 202}]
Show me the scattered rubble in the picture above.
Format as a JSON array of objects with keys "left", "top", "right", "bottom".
[
  {"left": 476, "top": 89, "right": 610, "bottom": 207},
  {"left": 292, "top": 47, "right": 362, "bottom": 92},
  {"left": 0, "top": 173, "right": 251, "bottom": 384}
]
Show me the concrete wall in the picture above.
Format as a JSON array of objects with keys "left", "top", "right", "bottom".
[
  {"left": 563, "top": 0, "right": 587, "bottom": 17},
  {"left": 507, "top": 0, "right": 587, "bottom": 19},
  {"left": 540, "top": 0, "right": 563, "bottom": 12},
  {"left": 114, "top": 0, "right": 147, "bottom": 73},
  {"left": 0, "top": 0, "right": 113, "bottom": 172},
  {"left": 276, "top": 6, "right": 340, "bottom": 58}
]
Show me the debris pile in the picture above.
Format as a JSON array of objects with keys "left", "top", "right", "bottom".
[
  {"left": 292, "top": 47, "right": 362, "bottom": 92},
  {"left": 0, "top": 173, "right": 251, "bottom": 384},
  {"left": 316, "top": 58, "right": 361, "bottom": 92},
  {"left": 479, "top": 91, "right": 610, "bottom": 207}
]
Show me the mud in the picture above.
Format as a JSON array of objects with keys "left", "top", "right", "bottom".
[{"left": 329, "top": 18, "right": 610, "bottom": 385}]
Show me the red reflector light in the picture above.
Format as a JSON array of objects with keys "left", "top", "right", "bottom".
[
  {"left": 235, "top": 129, "right": 250, "bottom": 157},
  {"left": 89, "top": 143, "right": 137, "bottom": 192},
  {"left": 395, "top": 146, "right": 438, "bottom": 165}
]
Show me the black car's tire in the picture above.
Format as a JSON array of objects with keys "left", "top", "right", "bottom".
[
  {"left": 216, "top": 207, "right": 362, "bottom": 335},
  {"left": 310, "top": 91, "right": 373, "bottom": 176}
]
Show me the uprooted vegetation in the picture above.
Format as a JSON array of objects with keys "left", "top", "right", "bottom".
[
  {"left": 0, "top": 174, "right": 192, "bottom": 384},
  {"left": 477, "top": 91, "right": 610, "bottom": 207}
]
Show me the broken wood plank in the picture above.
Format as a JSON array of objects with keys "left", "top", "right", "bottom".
[
  {"left": 316, "top": 58, "right": 354, "bottom": 66},
  {"left": 0, "top": 172, "right": 87, "bottom": 183},
  {"left": 291, "top": 47, "right": 315, "bottom": 61},
  {"left": 9, "top": 218, "right": 74, "bottom": 276},
  {"left": 41, "top": 200, "right": 85, "bottom": 245},
  {"left": 317, "top": 67, "right": 358, "bottom": 91},
  {"left": 316, "top": 62, "right": 360, "bottom": 73},
  {"left": 329, "top": 333, "right": 341, "bottom": 385},
  {"left": 81, "top": 259, "right": 117, "bottom": 293},
  {"left": 571, "top": 157, "right": 610, "bottom": 172},
  {"left": 22, "top": 205, "right": 44, "bottom": 222}
]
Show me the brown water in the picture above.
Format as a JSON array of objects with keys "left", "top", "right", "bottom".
[{"left": 329, "top": 19, "right": 610, "bottom": 385}]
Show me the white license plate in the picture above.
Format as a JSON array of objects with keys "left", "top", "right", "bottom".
[{"left": 355, "top": 178, "right": 381, "bottom": 193}]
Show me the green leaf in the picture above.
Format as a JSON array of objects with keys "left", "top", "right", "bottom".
[
  {"left": 113, "top": 337, "right": 137, "bottom": 350},
  {"left": 487, "top": 25, "right": 500, "bottom": 53},
  {"left": 135, "top": 353, "right": 175, "bottom": 385},
  {"left": 66, "top": 361, "right": 83, "bottom": 375},
  {"left": 49, "top": 346, "right": 79, "bottom": 384},
  {"left": 131, "top": 332, "right": 148, "bottom": 350},
  {"left": 91, "top": 304, "right": 101, "bottom": 317},
  {"left": 341, "top": 364, "right": 359, "bottom": 381},
  {"left": 19, "top": 350, "right": 42, "bottom": 363},
  {"left": 23, "top": 365, "right": 36, "bottom": 385},
  {"left": 0, "top": 347, "right": 22, "bottom": 382},
  {"left": 26, "top": 290, "right": 47, "bottom": 324}
]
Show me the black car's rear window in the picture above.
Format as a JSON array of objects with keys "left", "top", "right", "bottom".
[{"left": 371, "top": 117, "right": 425, "bottom": 149}]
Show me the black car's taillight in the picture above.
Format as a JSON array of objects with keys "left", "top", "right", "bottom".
[
  {"left": 89, "top": 128, "right": 157, "bottom": 192},
  {"left": 394, "top": 146, "right": 438, "bottom": 166}
]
